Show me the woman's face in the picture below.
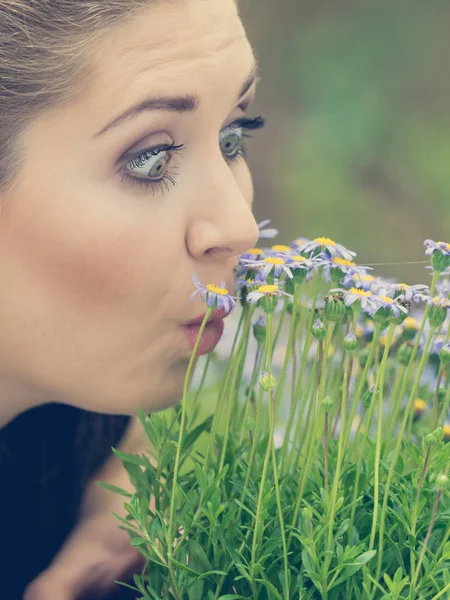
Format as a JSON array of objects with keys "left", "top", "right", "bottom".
[{"left": 0, "top": 0, "right": 260, "bottom": 418}]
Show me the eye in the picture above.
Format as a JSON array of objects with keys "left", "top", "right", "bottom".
[
  {"left": 220, "top": 125, "right": 244, "bottom": 159},
  {"left": 120, "top": 115, "right": 266, "bottom": 194}
]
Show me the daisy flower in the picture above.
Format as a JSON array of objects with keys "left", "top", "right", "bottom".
[
  {"left": 340, "top": 287, "right": 377, "bottom": 313},
  {"left": 385, "top": 282, "right": 430, "bottom": 304},
  {"left": 241, "top": 255, "right": 294, "bottom": 281},
  {"left": 246, "top": 282, "right": 292, "bottom": 310},
  {"left": 298, "top": 237, "right": 356, "bottom": 262},
  {"left": 190, "top": 275, "right": 237, "bottom": 313},
  {"left": 343, "top": 271, "right": 377, "bottom": 292},
  {"left": 371, "top": 290, "right": 409, "bottom": 319},
  {"left": 424, "top": 239, "right": 450, "bottom": 272}
]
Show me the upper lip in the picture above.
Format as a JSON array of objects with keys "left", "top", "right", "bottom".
[{"left": 182, "top": 307, "right": 231, "bottom": 326}]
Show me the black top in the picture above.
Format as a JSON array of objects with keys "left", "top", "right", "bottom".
[{"left": 0, "top": 403, "right": 134, "bottom": 599}]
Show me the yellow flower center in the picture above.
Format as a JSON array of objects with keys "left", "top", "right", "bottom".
[
  {"left": 258, "top": 285, "right": 278, "bottom": 295},
  {"left": 271, "top": 245, "right": 290, "bottom": 252},
  {"left": 206, "top": 284, "right": 229, "bottom": 296},
  {"left": 247, "top": 248, "right": 264, "bottom": 255},
  {"left": 354, "top": 274, "right": 374, "bottom": 282},
  {"left": 349, "top": 288, "right": 372, "bottom": 297},
  {"left": 355, "top": 325, "right": 364, "bottom": 337},
  {"left": 380, "top": 296, "right": 394, "bottom": 304},
  {"left": 404, "top": 317, "right": 419, "bottom": 329},
  {"left": 332, "top": 257, "right": 355, "bottom": 267},
  {"left": 414, "top": 399, "right": 427, "bottom": 413},
  {"left": 314, "top": 237, "right": 336, "bottom": 246},
  {"left": 264, "top": 257, "right": 285, "bottom": 265},
  {"left": 398, "top": 283, "right": 410, "bottom": 290},
  {"left": 443, "top": 423, "right": 450, "bottom": 437},
  {"left": 246, "top": 279, "right": 255, "bottom": 285},
  {"left": 437, "top": 241, "right": 450, "bottom": 251},
  {"left": 292, "top": 256, "right": 307, "bottom": 263},
  {"left": 432, "top": 296, "right": 450, "bottom": 307}
]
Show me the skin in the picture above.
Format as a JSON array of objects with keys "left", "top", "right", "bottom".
[{"left": 0, "top": 0, "right": 260, "bottom": 427}]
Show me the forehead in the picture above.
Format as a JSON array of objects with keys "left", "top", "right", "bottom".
[{"left": 87, "top": 0, "right": 254, "bottom": 104}]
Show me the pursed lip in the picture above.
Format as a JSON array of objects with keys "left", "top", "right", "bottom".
[{"left": 182, "top": 307, "right": 231, "bottom": 327}]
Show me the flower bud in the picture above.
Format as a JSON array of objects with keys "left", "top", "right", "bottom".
[
  {"left": 321, "top": 395, "right": 335, "bottom": 412},
  {"left": 312, "top": 318, "right": 327, "bottom": 340},
  {"left": 398, "top": 342, "right": 413, "bottom": 366},
  {"left": 244, "top": 415, "right": 256, "bottom": 432},
  {"left": 361, "top": 385, "right": 374, "bottom": 409},
  {"left": 436, "top": 473, "right": 449, "bottom": 491},
  {"left": 343, "top": 332, "right": 359, "bottom": 355},
  {"left": 440, "top": 343, "right": 450, "bottom": 365},
  {"left": 253, "top": 316, "right": 267, "bottom": 345},
  {"left": 432, "top": 426, "right": 443, "bottom": 441},
  {"left": 431, "top": 249, "right": 450, "bottom": 273},
  {"left": 260, "top": 371, "right": 277, "bottom": 392},
  {"left": 323, "top": 293, "right": 346, "bottom": 322},
  {"left": 428, "top": 304, "right": 447, "bottom": 328},
  {"left": 423, "top": 433, "right": 437, "bottom": 448}
]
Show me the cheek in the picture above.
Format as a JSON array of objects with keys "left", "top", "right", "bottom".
[{"left": 0, "top": 181, "right": 163, "bottom": 311}]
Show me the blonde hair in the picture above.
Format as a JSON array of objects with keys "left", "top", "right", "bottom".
[{"left": 0, "top": 0, "right": 159, "bottom": 193}]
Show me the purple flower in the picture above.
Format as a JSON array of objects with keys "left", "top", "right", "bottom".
[
  {"left": 424, "top": 239, "right": 450, "bottom": 257},
  {"left": 337, "top": 287, "right": 377, "bottom": 313},
  {"left": 190, "top": 275, "right": 237, "bottom": 314},
  {"left": 240, "top": 255, "right": 294, "bottom": 281},
  {"left": 385, "top": 282, "right": 430, "bottom": 304},
  {"left": 246, "top": 281, "right": 292, "bottom": 305},
  {"left": 286, "top": 254, "right": 323, "bottom": 274},
  {"left": 298, "top": 237, "right": 356, "bottom": 262},
  {"left": 372, "top": 290, "right": 409, "bottom": 319}
]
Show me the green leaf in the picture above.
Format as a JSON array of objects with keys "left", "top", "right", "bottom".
[
  {"left": 112, "top": 447, "right": 151, "bottom": 468},
  {"left": 131, "top": 537, "right": 147, "bottom": 547},
  {"left": 255, "top": 578, "right": 283, "bottom": 600},
  {"left": 187, "top": 539, "right": 213, "bottom": 573},
  {"left": 94, "top": 481, "right": 133, "bottom": 497}
]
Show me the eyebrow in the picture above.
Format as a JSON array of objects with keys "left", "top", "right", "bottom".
[{"left": 93, "top": 62, "right": 259, "bottom": 139}]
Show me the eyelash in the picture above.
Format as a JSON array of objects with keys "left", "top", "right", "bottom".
[{"left": 119, "top": 115, "right": 266, "bottom": 195}]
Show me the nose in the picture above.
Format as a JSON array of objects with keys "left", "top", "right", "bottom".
[{"left": 185, "top": 154, "right": 260, "bottom": 264}]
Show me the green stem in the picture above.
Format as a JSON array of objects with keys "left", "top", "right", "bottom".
[
  {"left": 288, "top": 322, "right": 336, "bottom": 552},
  {"left": 412, "top": 490, "right": 443, "bottom": 593},
  {"left": 278, "top": 283, "right": 302, "bottom": 465},
  {"left": 370, "top": 323, "right": 396, "bottom": 551},
  {"left": 250, "top": 311, "right": 275, "bottom": 589},
  {"left": 218, "top": 308, "right": 253, "bottom": 472},
  {"left": 374, "top": 270, "right": 439, "bottom": 591},
  {"left": 322, "top": 350, "right": 352, "bottom": 590},
  {"left": 167, "top": 306, "right": 213, "bottom": 598},
  {"left": 204, "top": 307, "right": 248, "bottom": 471}
]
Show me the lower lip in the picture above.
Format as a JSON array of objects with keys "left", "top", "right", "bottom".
[{"left": 182, "top": 319, "right": 225, "bottom": 356}]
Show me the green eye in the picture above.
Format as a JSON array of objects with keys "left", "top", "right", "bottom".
[
  {"left": 220, "top": 127, "right": 243, "bottom": 159},
  {"left": 148, "top": 153, "right": 169, "bottom": 179}
]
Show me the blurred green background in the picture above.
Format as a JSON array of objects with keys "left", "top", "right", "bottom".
[{"left": 239, "top": 0, "right": 450, "bottom": 282}]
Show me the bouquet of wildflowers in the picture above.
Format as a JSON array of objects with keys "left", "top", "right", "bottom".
[{"left": 102, "top": 226, "right": 450, "bottom": 600}]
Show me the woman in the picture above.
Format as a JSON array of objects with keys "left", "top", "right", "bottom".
[{"left": 0, "top": 0, "right": 263, "bottom": 597}]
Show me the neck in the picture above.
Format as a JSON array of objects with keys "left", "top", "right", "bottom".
[{"left": 0, "top": 372, "right": 49, "bottom": 428}]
